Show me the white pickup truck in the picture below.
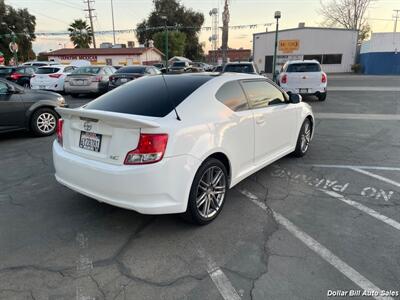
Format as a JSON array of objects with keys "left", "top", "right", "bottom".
[{"left": 278, "top": 60, "right": 327, "bottom": 101}]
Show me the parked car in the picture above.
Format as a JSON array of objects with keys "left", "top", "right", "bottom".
[
  {"left": 169, "top": 61, "right": 191, "bottom": 73},
  {"left": 0, "top": 78, "right": 67, "bottom": 136},
  {"left": 153, "top": 63, "right": 167, "bottom": 73},
  {"left": 109, "top": 65, "right": 161, "bottom": 90},
  {"left": 222, "top": 62, "right": 259, "bottom": 74},
  {"left": 31, "top": 65, "right": 77, "bottom": 92},
  {"left": 213, "top": 65, "right": 223, "bottom": 72},
  {"left": 278, "top": 60, "right": 327, "bottom": 101},
  {"left": 22, "top": 61, "right": 60, "bottom": 67},
  {"left": 53, "top": 73, "right": 314, "bottom": 225},
  {"left": 0, "top": 66, "right": 37, "bottom": 88},
  {"left": 193, "top": 62, "right": 213, "bottom": 71},
  {"left": 64, "top": 66, "right": 116, "bottom": 97}
]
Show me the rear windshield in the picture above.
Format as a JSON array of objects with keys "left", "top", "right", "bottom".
[
  {"left": 36, "top": 67, "right": 60, "bottom": 74},
  {"left": 0, "top": 68, "right": 13, "bottom": 74},
  {"left": 286, "top": 63, "right": 321, "bottom": 72},
  {"left": 73, "top": 67, "right": 101, "bottom": 74},
  {"left": 32, "top": 63, "right": 48, "bottom": 67},
  {"left": 172, "top": 62, "right": 186, "bottom": 67},
  {"left": 85, "top": 75, "right": 213, "bottom": 117},
  {"left": 116, "top": 67, "right": 146, "bottom": 74},
  {"left": 224, "top": 64, "right": 254, "bottom": 73}
]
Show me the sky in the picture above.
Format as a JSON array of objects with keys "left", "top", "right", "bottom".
[{"left": 4, "top": 0, "right": 399, "bottom": 54}]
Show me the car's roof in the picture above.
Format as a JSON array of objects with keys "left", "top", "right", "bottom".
[
  {"left": 224, "top": 62, "right": 253, "bottom": 65},
  {"left": 286, "top": 60, "right": 320, "bottom": 64}
]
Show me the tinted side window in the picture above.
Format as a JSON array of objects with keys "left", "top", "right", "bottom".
[
  {"left": 85, "top": 75, "right": 212, "bottom": 117},
  {"left": 216, "top": 81, "right": 249, "bottom": 112},
  {"left": 0, "top": 82, "right": 8, "bottom": 95},
  {"left": 242, "top": 81, "right": 286, "bottom": 109}
]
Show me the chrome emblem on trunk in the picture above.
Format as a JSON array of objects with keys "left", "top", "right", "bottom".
[{"left": 83, "top": 122, "right": 92, "bottom": 132}]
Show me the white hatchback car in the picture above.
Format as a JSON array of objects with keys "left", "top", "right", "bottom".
[
  {"left": 31, "top": 65, "right": 76, "bottom": 92},
  {"left": 278, "top": 60, "right": 327, "bottom": 101},
  {"left": 53, "top": 73, "right": 314, "bottom": 224}
]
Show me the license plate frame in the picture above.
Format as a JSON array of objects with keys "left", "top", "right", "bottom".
[
  {"left": 79, "top": 131, "right": 102, "bottom": 152},
  {"left": 299, "top": 88, "right": 308, "bottom": 94},
  {"left": 39, "top": 85, "right": 46, "bottom": 89}
]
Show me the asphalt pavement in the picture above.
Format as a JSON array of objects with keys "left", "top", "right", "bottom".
[{"left": 0, "top": 75, "right": 399, "bottom": 300}]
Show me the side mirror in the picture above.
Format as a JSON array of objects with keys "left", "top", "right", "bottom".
[
  {"left": 7, "top": 85, "right": 16, "bottom": 94},
  {"left": 289, "top": 93, "right": 302, "bottom": 104}
]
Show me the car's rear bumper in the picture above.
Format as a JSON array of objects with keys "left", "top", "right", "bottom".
[
  {"left": 281, "top": 86, "right": 327, "bottom": 95},
  {"left": 64, "top": 82, "right": 104, "bottom": 94},
  {"left": 53, "top": 141, "right": 199, "bottom": 215}
]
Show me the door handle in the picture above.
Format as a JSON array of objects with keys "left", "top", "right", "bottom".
[{"left": 256, "top": 116, "right": 265, "bottom": 125}]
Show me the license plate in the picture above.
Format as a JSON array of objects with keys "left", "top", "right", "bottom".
[
  {"left": 79, "top": 131, "right": 102, "bottom": 152},
  {"left": 120, "top": 78, "right": 128, "bottom": 83},
  {"left": 299, "top": 88, "right": 308, "bottom": 93},
  {"left": 76, "top": 80, "right": 85, "bottom": 85},
  {"left": 39, "top": 85, "right": 46, "bottom": 89}
]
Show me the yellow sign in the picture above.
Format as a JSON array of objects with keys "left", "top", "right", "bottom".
[{"left": 279, "top": 40, "right": 300, "bottom": 53}]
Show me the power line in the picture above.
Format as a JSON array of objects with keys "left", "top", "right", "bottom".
[{"left": 84, "top": 0, "right": 97, "bottom": 48}]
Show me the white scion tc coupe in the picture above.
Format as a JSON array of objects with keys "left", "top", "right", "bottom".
[{"left": 53, "top": 73, "right": 314, "bottom": 225}]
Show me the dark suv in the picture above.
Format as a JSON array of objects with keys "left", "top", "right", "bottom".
[{"left": 0, "top": 66, "right": 38, "bottom": 88}]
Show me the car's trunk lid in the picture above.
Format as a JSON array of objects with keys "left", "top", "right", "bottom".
[
  {"left": 56, "top": 107, "right": 160, "bottom": 165},
  {"left": 286, "top": 71, "right": 322, "bottom": 89}
]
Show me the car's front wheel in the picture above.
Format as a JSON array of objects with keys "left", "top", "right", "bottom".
[
  {"left": 293, "top": 118, "right": 312, "bottom": 157},
  {"left": 31, "top": 108, "right": 58, "bottom": 137},
  {"left": 184, "top": 158, "right": 228, "bottom": 225}
]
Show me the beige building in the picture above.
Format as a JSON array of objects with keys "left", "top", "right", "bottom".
[{"left": 41, "top": 47, "right": 164, "bottom": 66}]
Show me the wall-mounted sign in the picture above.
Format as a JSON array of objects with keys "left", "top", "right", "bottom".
[
  {"left": 279, "top": 40, "right": 300, "bottom": 53},
  {"left": 58, "top": 55, "right": 98, "bottom": 62}
]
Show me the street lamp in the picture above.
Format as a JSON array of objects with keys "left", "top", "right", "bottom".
[
  {"left": 272, "top": 11, "right": 281, "bottom": 82},
  {"left": 161, "top": 16, "right": 168, "bottom": 72}
]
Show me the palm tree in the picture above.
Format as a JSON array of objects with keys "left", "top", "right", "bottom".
[{"left": 68, "top": 19, "right": 93, "bottom": 48}]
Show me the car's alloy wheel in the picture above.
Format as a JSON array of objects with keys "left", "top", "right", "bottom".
[
  {"left": 300, "top": 121, "right": 311, "bottom": 153},
  {"left": 184, "top": 158, "right": 228, "bottom": 225},
  {"left": 196, "top": 166, "right": 226, "bottom": 219},
  {"left": 23, "top": 82, "right": 30, "bottom": 89},
  {"left": 31, "top": 108, "right": 58, "bottom": 137},
  {"left": 294, "top": 118, "right": 312, "bottom": 157}
]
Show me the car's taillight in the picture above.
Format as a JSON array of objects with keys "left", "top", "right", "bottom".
[
  {"left": 56, "top": 118, "right": 63, "bottom": 145},
  {"left": 281, "top": 74, "right": 288, "bottom": 84},
  {"left": 321, "top": 73, "right": 327, "bottom": 83},
  {"left": 49, "top": 74, "right": 62, "bottom": 78},
  {"left": 10, "top": 73, "right": 23, "bottom": 80},
  {"left": 92, "top": 75, "right": 102, "bottom": 82},
  {"left": 124, "top": 134, "right": 168, "bottom": 165}
]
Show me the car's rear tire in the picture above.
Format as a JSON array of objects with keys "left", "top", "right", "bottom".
[
  {"left": 318, "top": 92, "right": 327, "bottom": 101},
  {"left": 183, "top": 158, "right": 228, "bottom": 225},
  {"left": 22, "top": 82, "right": 30, "bottom": 89},
  {"left": 293, "top": 118, "right": 312, "bottom": 157},
  {"left": 31, "top": 108, "right": 58, "bottom": 137}
]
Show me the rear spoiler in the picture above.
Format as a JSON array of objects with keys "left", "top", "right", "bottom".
[{"left": 55, "top": 107, "right": 160, "bottom": 129}]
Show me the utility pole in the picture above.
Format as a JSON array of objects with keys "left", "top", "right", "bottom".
[
  {"left": 221, "top": 0, "right": 230, "bottom": 64},
  {"left": 111, "top": 0, "right": 116, "bottom": 45},
  {"left": 84, "top": 0, "right": 96, "bottom": 48},
  {"left": 394, "top": 10, "right": 400, "bottom": 33}
]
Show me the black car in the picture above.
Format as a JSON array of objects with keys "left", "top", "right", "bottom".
[
  {"left": 169, "top": 61, "right": 191, "bottom": 73},
  {"left": 0, "top": 66, "right": 38, "bottom": 88},
  {"left": 0, "top": 79, "right": 67, "bottom": 136},
  {"left": 108, "top": 65, "right": 161, "bottom": 90},
  {"left": 222, "top": 62, "right": 259, "bottom": 74}
]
